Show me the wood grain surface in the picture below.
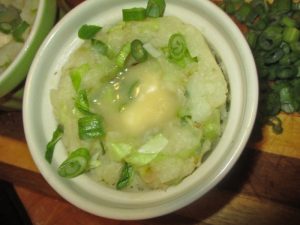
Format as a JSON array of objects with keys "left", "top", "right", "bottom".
[
  {"left": 1, "top": 0, "right": 300, "bottom": 224},
  {"left": 1, "top": 97, "right": 300, "bottom": 225}
]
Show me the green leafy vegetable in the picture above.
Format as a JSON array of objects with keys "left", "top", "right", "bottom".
[
  {"left": 116, "top": 162, "right": 133, "bottom": 190},
  {"left": 167, "top": 33, "right": 198, "bottom": 67},
  {"left": 91, "top": 39, "right": 109, "bottom": 56},
  {"left": 45, "top": 125, "right": 64, "bottom": 163},
  {"left": 70, "top": 64, "right": 90, "bottom": 92},
  {"left": 58, "top": 148, "right": 90, "bottom": 178},
  {"left": 146, "top": 0, "right": 166, "bottom": 18},
  {"left": 125, "top": 133, "right": 168, "bottom": 166},
  {"left": 78, "top": 24, "right": 102, "bottom": 40},
  {"left": 131, "top": 39, "right": 148, "bottom": 63},
  {"left": 168, "top": 33, "right": 187, "bottom": 60},
  {"left": 122, "top": 8, "right": 146, "bottom": 21},
  {"left": 220, "top": 0, "right": 300, "bottom": 134},
  {"left": 115, "top": 42, "right": 131, "bottom": 68},
  {"left": 75, "top": 89, "right": 90, "bottom": 114},
  {"left": 78, "top": 115, "right": 105, "bottom": 140}
]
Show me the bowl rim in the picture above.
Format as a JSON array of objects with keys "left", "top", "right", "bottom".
[
  {"left": 23, "top": 0, "right": 258, "bottom": 220},
  {"left": 0, "top": 0, "right": 57, "bottom": 98}
]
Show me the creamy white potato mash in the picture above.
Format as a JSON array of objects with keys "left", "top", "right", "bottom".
[{"left": 51, "top": 16, "right": 228, "bottom": 191}]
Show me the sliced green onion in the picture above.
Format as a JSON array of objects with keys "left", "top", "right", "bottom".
[
  {"left": 280, "top": 16, "right": 297, "bottom": 28},
  {"left": 122, "top": 8, "right": 146, "bottom": 21},
  {"left": 58, "top": 148, "right": 90, "bottom": 178},
  {"left": 70, "top": 64, "right": 90, "bottom": 92},
  {"left": 258, "top": 26, "right": 283, "bottom": 50},
  {"left": 224, "top": 2, "right": 237, "bottom": 15},
  {"left": 78, "top": 24, "right": 102, "bottom": 40},
  {"left": 267, "top": 117, "right": 283, "bottom": 134},
  {"left": 115, "top": 42, "right": 131, "bottom": 68},
  {"left": 290, "top": 42, "right": 300, "bottom": 53},
  {"left": 221, "top": 0, "right": 300, "bottom": 135},
  {"left": 138, "top": 133, "right": 168, "bottom": 154},
  {"left": 250, "top": 17, "right": 268, "bottom": 31},
  {"left": 235, "top": 3, "right": 252, "bottom": 22},
  {"left": 125, "top": 133, "right": 168, "bottom": 166},
  {"left": 78, "top": 115, "right": 105, "bottom": 140},
  {"left": 283, "top": 27, "right": 300, "bottom": 43},
  {"left": 45, "top": 125, "right": 64, "bottom": 164},
  {"left": 146, "top": 0, "right": 166, "bottom": 18},
  {"left": 91, "top": 39, "right": 109, "bottom": 56},
  {"left": 246, "top": 30, "right": 258, "bottom": 49},
  {"left": 270, "top": 0, "right": 291, "bottom": 15},
  {"left": 167, "top": 33, "right": 197, "bottom": 67},
  {"left": 131, "top": 39, "right": 148, "bottom": 63},
  {"left": 280, "top": 42, "right": 291, "bottom": 54},
  {"left": 75, "top": 89, "right": 91, "bottom": 114},
  {"left": 12, "top": 20, "right": 29, "bottom": 42},
  {"left": 261, "top": 91, "right": 281, "bottom": 116},
  {"left": 116, "top": 162, "right": 133, "bottom": 190},
  {"left": 168, "top": 33, "right": 187, "bottom": 60},
  {"left": 264, "top": 48, "right": 284, "bottom": 64},
  {"left": 279, "top": 53, "right": 298, "bottom": 66},
  {"left": 279, "top": 86, "right": 298, "bottom": 113},
  {"left": 277, "top": 66, "right": 297, "bottom": 79},
  {"left": 267, "top": 65, "right": 279, "bottom": 80}
]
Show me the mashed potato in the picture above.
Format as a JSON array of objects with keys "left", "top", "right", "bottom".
[
  {"left": 0, "top": 0, "right": 39, "bottom": 74},
  {"left": 51, "top": 16, "right": 228, "bottom": 191}
]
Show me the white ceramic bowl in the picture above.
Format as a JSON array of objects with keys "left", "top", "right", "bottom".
[
  {"left": 0, "top": 0, "right": 57, "bottom": 110},
  {"left": 23, "top": 0, "right": 258, "bottom": 220}
]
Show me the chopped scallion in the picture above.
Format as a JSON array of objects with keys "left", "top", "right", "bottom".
[
  {"left": 146, "top": 0, "right": 166, "bottom": 18},
  {"left": 78, "top": 24, "right": 102, "bottom": 40},
  {"left": 258, "top": 26, "right": 283, "bottom": 50},
  {"left": 91, "top": 39, "right": 109, "bottom": 56},
  {"left": 283, "top": 27, "right": 300, "bottom": 43},
  {"left": 78, "top": 115, "right": 105, "bottom": 140},
  {"left": 115, "top": 42, "right": 131, "bottom": 68},
  {"left": 235, "top": 3, "right": 252, "bottom": 22},
  {"left": 168, "top": 33, "right": 187, "bottom": 60},
  {"left": 58, "top": 148, "right": 90, "bottom": 178},
  {"left": 122, "top": 8, "right": 146, "bottom": 21},
  {"left": 70, "top": 64, "right": 90, "bottom": 92},
  {"left": 131, "top": 39, "right": 148, "bottom": 63},
  {"left": 75, "top": 89, "right": 91, "bottom": 114},
  {"left": 116, "top": 162, "right": 133, "bottom": 190},
  {"left": 45, "top": 125, "right": 64, "bottom": 164}
]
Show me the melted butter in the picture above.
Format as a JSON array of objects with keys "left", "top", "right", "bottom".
[
  {"left": 93, "top": 60, "right": 179, "bottom": 137},
  {"left": 120, "top": 71, "right": 178, "bottom": 136}
]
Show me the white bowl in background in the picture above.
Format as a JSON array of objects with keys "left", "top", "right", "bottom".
[
  {"left": 0, "top": 0, "right": 57, "bottom": 110},
  {"left": 23, "top": 0, "right": 258, "bottom": 220}
]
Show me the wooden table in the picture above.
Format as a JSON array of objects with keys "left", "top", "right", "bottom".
[{"left": 1, "top": 107, "right": 300, "bottom": 225}]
